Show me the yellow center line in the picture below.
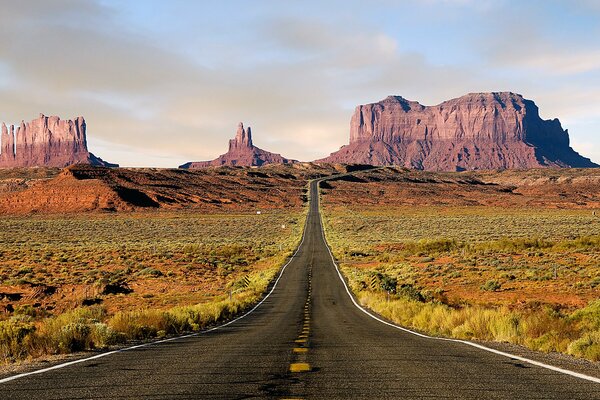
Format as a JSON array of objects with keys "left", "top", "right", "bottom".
[
  {"left": 290, "top": 362, "right": 311, "bottom": 373},
  {"left": 287, "top": 276, "right": 313, "bottom": 377},
  {"left": 293, "top": 347, "right": 308, "bottom": 353}
]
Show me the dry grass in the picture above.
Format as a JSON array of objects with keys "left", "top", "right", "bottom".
[
  {"left": 0, "top": 210, "right": 306, "bottom": 364},
  {"left": 321, "top": 204, "right": 600, "bottom": 361}
]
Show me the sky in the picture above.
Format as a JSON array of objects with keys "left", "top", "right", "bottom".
[{"left": 0, "top": 0, "right": 599, "bottom": 167}]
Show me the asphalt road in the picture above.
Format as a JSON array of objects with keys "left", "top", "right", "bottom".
[{"left": 1, "top": 180, "right": 599, "bottom": 399}]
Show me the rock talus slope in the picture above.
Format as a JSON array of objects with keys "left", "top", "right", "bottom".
[
  {"left": 180, "top": 123, "right": 296, "bottom": 168},
  {"left": 0, "top": 114, "right": 116, "bottom": 168},
  {"left": 319, "top": 92, "right": 598, "bottom": 170}
]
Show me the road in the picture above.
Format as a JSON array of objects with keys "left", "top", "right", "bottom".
[{"left": 1, "top": 179, "right": 599, "bottom": 399}]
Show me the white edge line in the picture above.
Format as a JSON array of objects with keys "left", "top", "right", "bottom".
[
  {"left": 0, "top": 205, "right": 311, "bottom": 385},
  {"left": 314, "top": 180, "right": 600, "bottom": 385}
]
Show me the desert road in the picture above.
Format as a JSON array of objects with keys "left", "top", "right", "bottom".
[{"left": 1, "top": 180, "right": 599, "bottom": 399}]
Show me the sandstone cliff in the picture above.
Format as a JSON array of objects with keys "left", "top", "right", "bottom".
[
  {"left": 318, "top": 92, "right": 598, "bottom": 170},
  {"left": 0, "top": 114, "right": 117, "bottom": 168},
  {"left": 180, "top": 123, "right": 296, "bottom": 168}
]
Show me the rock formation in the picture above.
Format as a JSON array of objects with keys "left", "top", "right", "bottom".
[
  {"left": 180, "top": 123, "right": 296, "bottom": 168},
  {"left": 318, "top": 92, "right": 598, "bottom": 170},
  {"left": 0, "top": 114, "right": 117, "bottom": 168}
]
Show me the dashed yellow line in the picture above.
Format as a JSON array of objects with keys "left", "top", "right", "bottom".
[
  {"left": 293, "top": 347, "right": 308, "bottom": 353},
  {"left": 288, "top": 275, "right": 313, "bottom": 376},
  {"left": 290, "top": 362, "right": 311, "bottom": 373}
]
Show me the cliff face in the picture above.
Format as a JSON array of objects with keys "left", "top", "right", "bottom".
[
  {"left": 180, "top": 123, "right": 296, "bottom": 168},
  {"left": 319, "top": 92, "right": 598, "bottom": 171},
  {"left": 0, "top": 114, "right": 117, "bottom": 168}
]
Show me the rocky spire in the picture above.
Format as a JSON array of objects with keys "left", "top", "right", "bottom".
[
  {"left": 180, "top": 122, "right": 296, "bottom": 168},
  {"left": 0, "top": 114, "right": 117, "bottom": 168},
  {"left": 0, "top": 123, "right": 15, "bottom": 163},
  {"left": 229, "top": 122, "right": 253, "bottom": 151}
]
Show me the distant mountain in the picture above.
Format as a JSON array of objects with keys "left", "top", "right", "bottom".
[
  {"left": 0, "top": 114, "right": 117, "bottom": 168},
  {"left": 317, "top": 92, "right": 598, "bottom": 171},
  {"left": 180, "top": 122, "right": 296, "bottom": 168}
]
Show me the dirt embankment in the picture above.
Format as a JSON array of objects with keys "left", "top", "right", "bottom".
[
  {"left": 321, "top": 167, "right": 600, "bottom": 209},
  {"left": 0, "top": 163, "right": 347, "bottom": 214},
  {"left": 1, "top": 164, "right": 599, "bottom": 214}
]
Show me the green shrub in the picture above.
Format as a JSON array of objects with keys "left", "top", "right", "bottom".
[
  {"left": 373, "top": 273, "right": 397, "bottom": 294},
  {"left": 33, "top": 306, "right": 108, "bottom": 355},
  {"left": 14, "top": 304, "right": 38, "bottom": 317},
  {"left": 570, "top": 300, "right": 600, "bottom": 330},
  {"left": 56, "top": 323, "right": 92, "bottom": 352},
  {"left": 0, "top": 319, "right": 35, "bottom": 362},
  {"left": 136, "top": 267, "right": 163, "bottom": 277},
  {"left": 397, "top": 284, "right": 424, "bottom": 302},
  {"left": 90, "top": 323, "right": 121, "bottom": 348},
  {"left": 480, "top": 280, "right": 502, "bottom": 292},
  {"left": 568, "top": 331, "right": 600, "bottom": 361}
]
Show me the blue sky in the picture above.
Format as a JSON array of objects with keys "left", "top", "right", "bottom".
[{"left": 1, "top": 0, "right": 599, "bottom": 166}]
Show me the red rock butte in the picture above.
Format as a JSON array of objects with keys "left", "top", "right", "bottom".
[
  {"left": 180, "top": 122, "right": 296, "bottom": 168},
  {"left": 0, "top": 114, "right": 116, "bottom": 168},
  {"left": 318, "top": 92, "right": 598, "bottom": 171}
]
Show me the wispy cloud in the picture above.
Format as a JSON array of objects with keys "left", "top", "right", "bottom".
[{"left": 0, "top": 0, "right": 598, "bottom": 166}]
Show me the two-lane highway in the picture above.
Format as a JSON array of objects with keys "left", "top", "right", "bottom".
[{"left": 1, "top": 179, "right": 598, "bottom": 399}]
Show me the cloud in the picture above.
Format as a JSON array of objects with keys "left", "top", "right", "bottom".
[
  {"left": 1, "top": 2, "right": 486, "bottom": 166},
  {"left": 0, "top": 0, "right": 598, "bottom": 166},
  {"left": 519, "top": 51, "right": 600, "bottom": 75},
  {"left": 473, "top": 1, "right": 600, "bottom": 76},
  {"left": 572, "top": 0, "right": 600, "bottom": 12},
  {"left": 0, "top": 3, "right": 348, "bottom": 164},
  {"left": 480, "top": 27, "right": 600, "bottom": 76}
]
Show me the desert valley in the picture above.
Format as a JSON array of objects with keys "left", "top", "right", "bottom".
[
  {"left": 1, "top": 2, "right": 600, "bottom": 395},
  {"left": 0, "top": 92, "right": 598, "bottom": 381}
]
